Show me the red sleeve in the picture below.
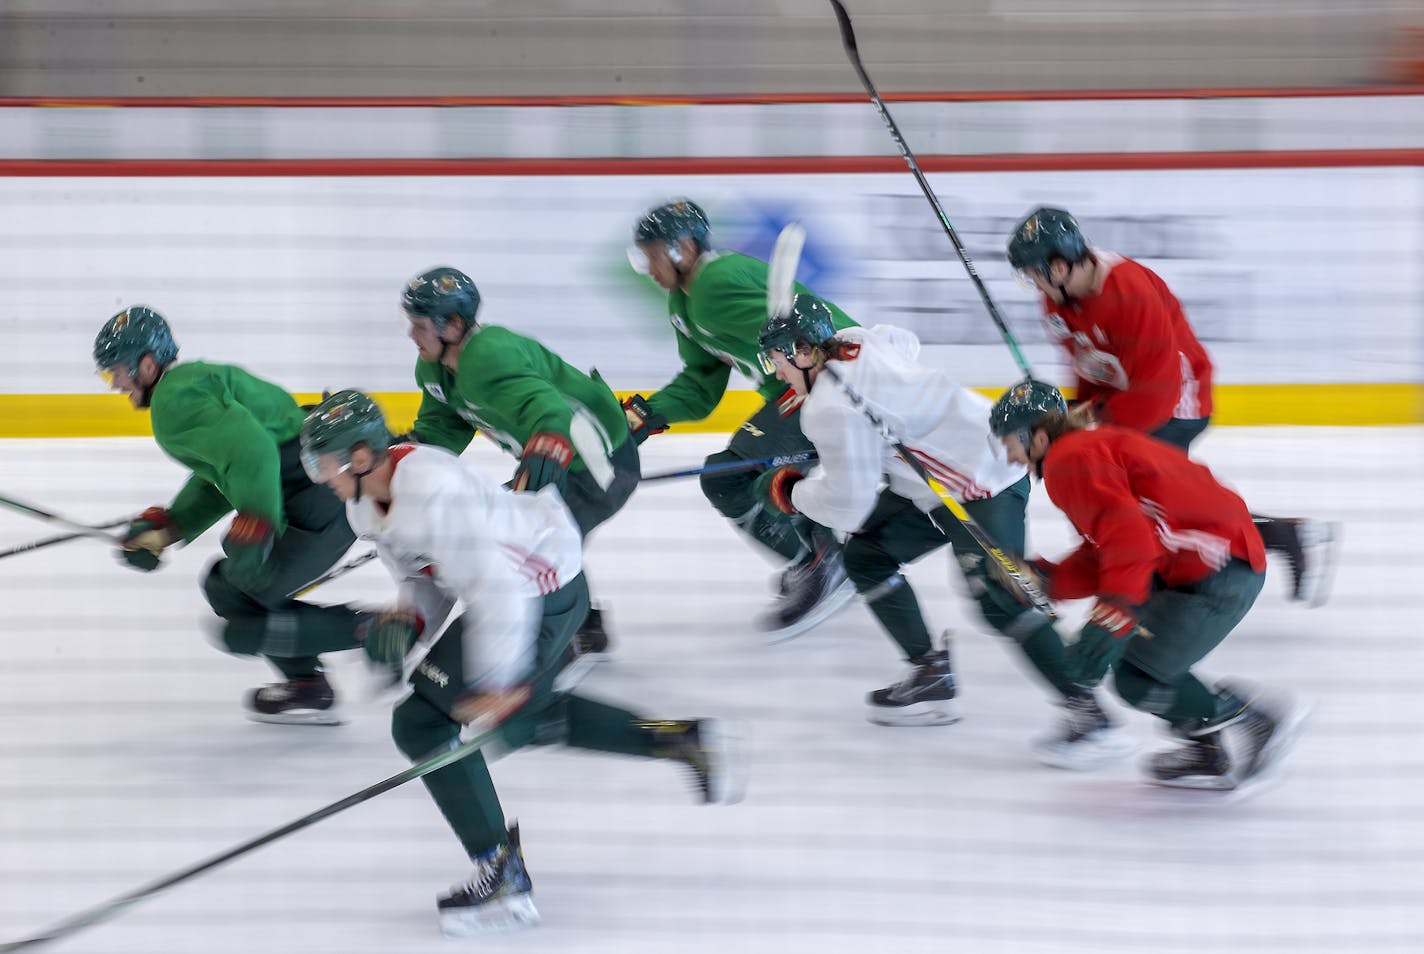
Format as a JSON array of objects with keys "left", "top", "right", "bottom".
[
  {"left": 1039, "top": 545, "right": 1102, "bottom": 601},
  {"left": 1093, "top": 287, "right": 1181, "bottom": 432},
  {"left": 1042, "top": 440, "right": 1161, "bottom": 606}
]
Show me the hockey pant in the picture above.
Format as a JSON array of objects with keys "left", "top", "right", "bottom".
[{"left": 1111, "top": 559, "right": 1265, "bottom": 728}]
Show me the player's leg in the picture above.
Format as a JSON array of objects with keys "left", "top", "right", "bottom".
[
  {"left": 703, "top": 392, "right": 853, "bottom": 639},
  {"left": 201, "top": 476, "right": 360, "bottom": 724},
  {"left": 1118, "top": 562, "right": 1306, "bottom": 789},
  {"left": 842, "top": 490, "right": 957, "bottom": 726}
]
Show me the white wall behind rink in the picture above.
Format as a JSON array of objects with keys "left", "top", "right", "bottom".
[{"left": 2, "top": 167, "right": 1419, "bottom": 397}]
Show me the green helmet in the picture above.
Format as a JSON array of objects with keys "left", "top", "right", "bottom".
[
  {"left": 989, "top": 378, "right": 1068, "bottom": 449},
  {"left": 632, "top": 199, "right": 710, "bottom": 264},
  {"left": 299, "top": 389, "right": 392, "bottom": 483},
  {"left": 757, "top": 294, "right": 837, "bottom": 374},
  {"left": 401, "top": 266, "right": 481, "bottom": 334},
  {"left": 1006, "top": 207, "right": 1089, "bottom": 279},
  {"left": 93, "top": 305, "right": 178, "bottom": 375}
]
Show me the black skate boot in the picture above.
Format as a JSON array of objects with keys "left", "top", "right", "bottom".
[
  {"left": 245, "top": 673, "right": 343, "bottom": 726},
  {"left": 574, "top": 605, "right": 611, "bottom": 656},
  {"left": 639, "top": 719, "right": 747, "bottom": 804},
  {"left": 866, "top": 642, "right": 958, "bottom": 726},
  {"left": 756, "top": 542, "right": 855, "bottom": 643},
  {"left": 554, "top": 606, "right": 612, "bottom": 693},
  {"left": 1031, "top": 691, "right": 1137, "bottom": 770},
  {"left": 1215, "top": 680, "right": 1310, "bottom": 788},
  {"left": 437, "top": 823, "right": 538, "bottom": 937},
  {"left": 1145, "top": 733, "right": 1235, "bottom": 790}
]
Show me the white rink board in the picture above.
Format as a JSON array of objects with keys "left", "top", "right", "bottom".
[{"left": 2, "top": 167, "right": 1420, "bottom": 394}]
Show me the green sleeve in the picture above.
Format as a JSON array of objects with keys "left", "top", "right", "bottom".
[
  {"left": 411, "top": 384, "right": 476, "bottom": 456},
  {"left": 646, "top": 331, "right": 735, "bottom": 424},
  {"left": 167, "top": 475, "right": 234, "bottom": 541},
  {"left": 160, "top": 399, "right": 288, "bottom": 539}
]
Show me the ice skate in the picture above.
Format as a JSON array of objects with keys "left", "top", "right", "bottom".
[
  {"left": 437, "top": 823, "right": 539, "bottom": 937},
  {"left": 641, "top": 718, "right": 748, "bottom": 804},
  {"left": 245, "top": 673, "right": 344, "bottom": 726},
  {"left": 554, "top": 605, "right": 612, "bottom": 692},
  {"left": 1144, "top": 734, "right": 1236, "bottom": 790},
  {"left": 867, "top": 643, "right": 958, "bottom": 726},
  {"left": 756, "top": 543, "right": 855, "bottom": 643},
  {"left": 1031, "top": 692, "right": 1137, "bottom": 770},
  {"left": 1216, "top": 680, "right": 1310, "bottom": 792}
]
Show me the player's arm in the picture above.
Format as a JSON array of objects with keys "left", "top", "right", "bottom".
[
  {"left": 410, "top": 370, "right": 477, "bottom": 455},
  {"left": 643, "top": 331, "right": 734, "bottom": 425},
  {"left": 463, "top": 360, "right": 581, "bottom": 492},
  {"left": 161, "top": 398, "right": 286, "bottom": 540},
  {"left": 765, "top": 400, "right": 883, "bottom": 533},
  {"left": 1043, "top": 446, "right": 1159, "bottom": 607}
]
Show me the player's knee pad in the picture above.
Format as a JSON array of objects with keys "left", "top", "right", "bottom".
[
  {"left": 1112, "top": 661, "right": 1177, "bottom": 716},
  {"left": 699, "top": 450, "right": 755, "bottom": 517},
  {"left": 391, "top": 694, "right": 458, "bottom": 760}
]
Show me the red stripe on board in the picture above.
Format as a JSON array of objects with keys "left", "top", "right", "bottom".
[
  {"left": 2, "top": 86, "right": 1423, "bottom": 108},
  {"left": 1, "top": 150, "right": 1422, "bottom": 178}
]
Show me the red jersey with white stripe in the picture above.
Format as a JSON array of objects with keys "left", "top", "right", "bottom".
[
  {"left": 1039, "top": 252, "right": 1214, "bottom": 431},
  {"left": 1037, "top": 425, "right": 1265, "bottom": 606},
  {"left": 345, "top": 443, "right": 583, "bottom": 691},
  {"left": 791, "top": 325, "right": 1027, "bottom": 532}
]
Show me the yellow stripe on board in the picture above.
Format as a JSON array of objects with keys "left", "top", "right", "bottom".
[{"left": 0, "top": 384, "right": 1419, "bottom": 438}]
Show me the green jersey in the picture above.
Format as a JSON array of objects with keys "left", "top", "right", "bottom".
[
  {"left": 646, "top": 251, "right": 857, "bottom": 424},
  {"left": 411, "top": 324, "right": 628, "bottom": 473},
  {"left": 148, "top": 361, "right": 307, "bottom": 541}
]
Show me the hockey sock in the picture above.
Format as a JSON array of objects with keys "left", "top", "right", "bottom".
[
  {"left": 564, "top": 695, "right": 659, "bottom": 758},
  {"left": 861, "top": 573, "right": 935, "bottom": 659}
]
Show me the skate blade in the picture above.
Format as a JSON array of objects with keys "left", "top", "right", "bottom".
[
  {"left": 438, "top": 895, "right": 540, "bottom": 937},
  {"left": 1145, "top": 774, "right": 1239, "bottom": 792},
  {"left": 759, "top": 579, "right": 857, "bottom": 644},
  {"left": 246, "top": 707, "right": 346, "bottom": 726},
  {"left": 1032, "top": 731, "right": 1139, "bottom": 771},
  {"left": 867, "top": 701, "right": 960, "bottom": 727},
  {"left": 1301, "top": 522, "right": 1342, "bottom": 608},
  {"left": 700, "top": 719, "right": 750, "bottom": 805}
]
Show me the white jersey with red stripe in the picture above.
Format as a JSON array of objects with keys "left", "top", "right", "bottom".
[
  {"left": 790, "top": 325, "right": 1027, "bottom": 532},
  {"left": 345, "top": 443, "right": 583, "bottom": 692}
]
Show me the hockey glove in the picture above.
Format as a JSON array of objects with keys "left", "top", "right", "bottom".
[
  {"left": 1067, "top": 599, "right": 1144, "bottom": 686},
  {"left": 220, "top": 513, "right": 277, "bottom": 593},
  {"left": 360, "top": 608, "right": 425, "bottom": 669},
  {"left": 117, "top": 506, "right": 181, "bottom": 572},
  {"left": 622, "top": 394, "right": 668, "bottom": 445},
  {"left": 512, "top": 431, "right": 574, "bottom": 492},
  {"left": 752, "top": 465, "right": 805, "bottom": 516},
  {"left": 453, "top": 683, "right": 532, "bottom": 731}
]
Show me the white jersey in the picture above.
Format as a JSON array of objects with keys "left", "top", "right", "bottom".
[
  {"left": 790, "top": 325, "right": 1027, "bottom": 533},
  {"left": 345, "top": 444, "right": 583, "bottom": 692}
]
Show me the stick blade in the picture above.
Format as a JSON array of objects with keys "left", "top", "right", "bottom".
[{"left": 767, "top": 222, "right": 806, "bottom": 320}]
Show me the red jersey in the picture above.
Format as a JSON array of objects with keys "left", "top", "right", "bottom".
[
  {"left": 1040, "top": 252, "right": 1214, "bottom": 432},
  {"left": 1038, "top": 425, "right": 1265, "bottom": 606}
]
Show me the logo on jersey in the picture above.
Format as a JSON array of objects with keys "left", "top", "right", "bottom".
[
  {"left": 1041, "top": 311, "right": 1070, "bottom": 339},
  {"left": 423, "top": 383, "right": 446, "bottom": 403},
  {"left": 417, "top": 659, "right": 449, "bottom": 688}
]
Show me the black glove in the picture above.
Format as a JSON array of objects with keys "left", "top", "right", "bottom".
[
  {"left": 622, "top": 394, "right": 669, "bottom": 445},
  {"left": 512, "top": 432, "right": 574, "bottom": 492},
  {"left": 117, "top": 506, "right": 180, "bottom": 572}
]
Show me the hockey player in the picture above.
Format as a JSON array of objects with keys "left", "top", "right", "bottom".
[
  {"left": 1006, "top": 206, "right": 1337, "bottom": 605},
  {"left": 989, "top": 379, "right": 1308, "bottom": 790},
  {"left": 299, "top": 390, "right": 743, "bottom": 936},
  {"left": 751, "top": 296, "right": 1132, "bottom": 768},
  {"left": 93, "top": 306, "right": 360, "bottom": 724},
  {"left": 626, "top": 200, "right": 858, "bottom": 639},
  {"left": 398, "top": 266, "right": 637, "bottom": 658}
]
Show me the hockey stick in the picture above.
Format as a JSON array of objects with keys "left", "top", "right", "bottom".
[
  {"left": 0, "top": 722, "right": 508, "bottom": 953},
  {"left": 0, "top": 518, "right": 131, "bottom": 562},
  {"left": 0, "top": 493, "right": 125, "bottom": 545},
  {"left": 827, "top": 0, "right": 1034, "bottom": 377},
  {"left": 640, "top": 450, "right": 819, "bottom": 484},
  {"left": 288, "top": 549, "right": 378, "bottom": 599}
]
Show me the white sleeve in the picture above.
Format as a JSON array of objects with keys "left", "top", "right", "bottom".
[
  {"left": 396, "top": 574, "right": 457, "bottom": 640},
  {"left": 790, "top": 397, "right": 885, "bottom": 532}
]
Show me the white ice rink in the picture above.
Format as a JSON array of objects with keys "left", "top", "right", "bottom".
[{"left": 0, "top": 429, "right": 1419, "bottom": 954}]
